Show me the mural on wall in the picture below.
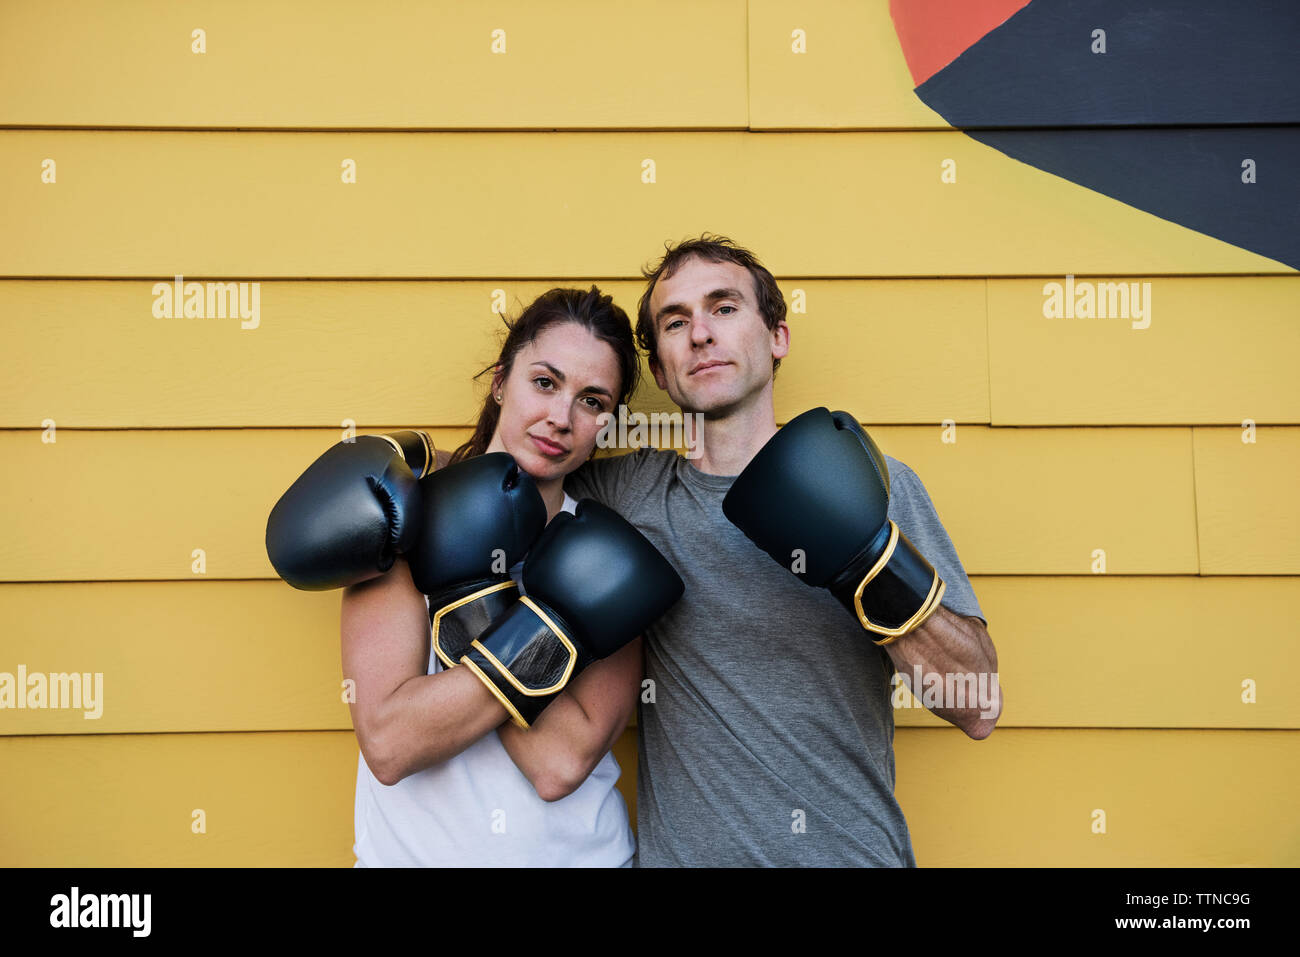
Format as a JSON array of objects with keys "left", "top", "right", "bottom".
[{"left": 890, "top": 0, "right": 1300, "bottom": 270}]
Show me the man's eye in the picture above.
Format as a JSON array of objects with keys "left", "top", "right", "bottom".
[
  {"left": 665, "top": 319, "right": 685, "bottom": 331},
  {"left": 717, "top": 305, "right": 737, "bottom": 315}
]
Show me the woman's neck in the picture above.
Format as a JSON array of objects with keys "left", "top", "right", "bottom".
[{"left": 535, "top": 477, "right": 568, "bottom": 522}]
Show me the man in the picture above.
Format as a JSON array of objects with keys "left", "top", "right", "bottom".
[{"left": 563, "top": 234, "right": 1000, "bottom": 866}]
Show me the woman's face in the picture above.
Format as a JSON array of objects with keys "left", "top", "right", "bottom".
[{"left": 486, "top": 321, "right": 623, "bottom": 484}]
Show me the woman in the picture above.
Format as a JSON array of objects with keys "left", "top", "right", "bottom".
[{"left": 342, "top": 286, "right": 645, "bottom": 867}]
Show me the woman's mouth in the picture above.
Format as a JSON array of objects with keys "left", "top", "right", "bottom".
[{"left": 529, "top": 434, "right": 568, "bottom": 457}]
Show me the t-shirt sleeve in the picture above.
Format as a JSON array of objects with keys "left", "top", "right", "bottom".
[
  {"left": 886, "top": 459, "right": 986, "bottom": 627},
  {"left": 562, "top": 450, "right": 644, "bottom": 509}
]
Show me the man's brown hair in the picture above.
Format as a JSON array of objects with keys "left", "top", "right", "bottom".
[{"left": 636, "top": 234, "right": 786, "bottom": 374}]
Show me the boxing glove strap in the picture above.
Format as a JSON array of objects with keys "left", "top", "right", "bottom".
[
  {"left": 830, "top": 520, "right": 947, "bottom": 643},
  {"left": 461, "top": 597, "right": 586, "bottom": 729},
  {"left": 429, "top": 579, "right": 521, "bottom": 670},
  {"left": 375, "top": 430, "right": 437, "bottom": 479}
]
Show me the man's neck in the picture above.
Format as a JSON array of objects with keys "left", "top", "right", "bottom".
[{"left": 688, "top": 394, "right": 779, "bottom": 477}]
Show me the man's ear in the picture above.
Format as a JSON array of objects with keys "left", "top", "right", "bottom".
[
  {"left": 649, "top": 354, "right": 668, "bottom": 391},
  {"left": 772, "top": 320, "right": 791, "bottom": 362}
]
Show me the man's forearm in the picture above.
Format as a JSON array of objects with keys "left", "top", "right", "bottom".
[{"left": 883, "top": 607, "right": 1002, "bottom": 739}]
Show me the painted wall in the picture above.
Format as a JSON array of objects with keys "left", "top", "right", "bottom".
[{"left": 1, "top": 0, "right": 1296, "bottom": 866}]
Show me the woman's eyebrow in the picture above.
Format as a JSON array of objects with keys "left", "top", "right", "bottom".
[
  {"left": 531, "top": 360, "right": 566, "bottom": 382},
  {"left": 532, "top": 361, "right": 613, "bottom": 398}
]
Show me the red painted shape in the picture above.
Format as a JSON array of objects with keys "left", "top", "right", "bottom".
[{"left": 889, "top": 0, "right": 1034, "bottom": 86}]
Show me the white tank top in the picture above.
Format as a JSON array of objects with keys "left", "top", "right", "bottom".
[{"left": 352, "top": 492, "right": 635, "bottom": 867}]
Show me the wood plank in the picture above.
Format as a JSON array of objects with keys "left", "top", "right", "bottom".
[
  {"left": 0, "top": 0, "right": 748, "bottom": 129},
  {"left": 773, "top": 279, "right": 988, "bottom": 423},
  {"left": 2, "top": 130, "right": 1283, "bottom": 278},
  {"left": 867, "top": 425, "right": 1199, "bottom": 574},
  {"left": 4, "top": 576, "right": 1294, "bottom": 735},
  {"left": 748, "top": 0, "right": 945, "bottom": 129},
  {"left": 0, "top": 581, "right": 352, "bottom": 735},
  {"left": 0, "top": 279, "right": 988, "bottom": 427},
  {"left": 0, "top": 426, "right": 1204, "bottom": 581},
  {"left": 988, "top": 277, "right": 1300, "bottom": 425},
  {"left": 896, "top": 577, "right": 1300, "bottom": 730},
  {"left": 0, "top": 428, "right": 468, "bottom": 582},
  {"left": 0, "top": 731, "right": 359, "bottom": 866},
  {"left": 1194, "top": 427, "right": 1300, "bottom": 574},
  {"left": 897, "top": 728, "right": 1300, "bottom": 866},
  {"left": 1, "top": 727, "right": 1292, "bottom": 865}
]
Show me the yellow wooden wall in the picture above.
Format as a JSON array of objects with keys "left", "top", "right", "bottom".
[{"left": 1, "top": 0, "right": 1296, "bottom": 867}]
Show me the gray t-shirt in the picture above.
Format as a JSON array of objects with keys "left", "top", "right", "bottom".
[{"left": 564, "top": 447, "right": 985, "bottom": 867}]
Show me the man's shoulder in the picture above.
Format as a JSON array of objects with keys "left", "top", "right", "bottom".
[
  {"left": 564, "top": 446, "right": 679, "bottom": 502},
  {"left": 883, "top": 454, "right": 925, "bottom": 493},
  {"left": 882, "top": 455, "right": 942, "bottom": 517}
]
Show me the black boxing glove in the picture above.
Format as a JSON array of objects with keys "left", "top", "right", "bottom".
[
  {"left": 461, "top": 499, "right": 685, "bottom": 729},
  {"left": 266, "top": 430, "right": 436, "bottom": 591},
  {"left": 722, "top": 407, "right": 945, "bottom": 644},
  {"left": 405, "top": 452, "right": 548, "bottom": 670}
]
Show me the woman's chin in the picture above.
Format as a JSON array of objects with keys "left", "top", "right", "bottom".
[{"left": 514, "top": 451, "right": 576, "bottom": 483}]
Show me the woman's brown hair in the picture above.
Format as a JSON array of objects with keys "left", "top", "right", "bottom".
[{"left": 448, "top": 286, "right": 641, "bottom": 465}]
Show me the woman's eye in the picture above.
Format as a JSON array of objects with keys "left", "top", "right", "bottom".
[
  {"left": 533, "top": 376, "right": 554, "bottom": 390},
  {"left": 583, "top": 396, "right": 606, "bottom": 411}
]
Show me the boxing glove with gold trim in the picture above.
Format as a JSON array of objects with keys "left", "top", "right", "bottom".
[
  {"left": 265, "top": 430, "right": 436, "bottom": 591},
  {"left": 722, "top": 407, "right": 945, "bottom": 645},
  {"left": 406, "top": 452, "right": 547, "bottom": 670},
  {"left": 460, "top": 500, "right": 684, "bottom": 728}
]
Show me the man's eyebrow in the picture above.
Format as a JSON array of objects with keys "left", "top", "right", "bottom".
[
  {"left": 654, "top": 287, "right": 747, "bottom": 326},
  {"left": 530, "top": 360, "right": 614, "bottom": 398}
]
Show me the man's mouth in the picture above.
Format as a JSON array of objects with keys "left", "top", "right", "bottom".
[{"left": 690, "top": 360, "right": 729, "bottom": 376}]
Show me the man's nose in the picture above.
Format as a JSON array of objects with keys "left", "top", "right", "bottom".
[{"left": 690, "top": 312, "right": 715, "bottom": 344}]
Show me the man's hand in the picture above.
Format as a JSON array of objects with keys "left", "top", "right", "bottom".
[{"left": 723, "top": 407, "right": 943, "bottom": 643}]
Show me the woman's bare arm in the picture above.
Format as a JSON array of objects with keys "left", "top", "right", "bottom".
[
  {"left": 340, "top": 556, "right": 509, "bottom": 786},
  {"left": 497, "top": 638, "right": 642, "bottom": 801}
]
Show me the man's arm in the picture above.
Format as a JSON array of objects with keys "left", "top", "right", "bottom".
[
  {"left": 882, "top": 609, "right": 1002, "bottom": 740},
  {"left": 497, "top": 638, "right": 642, "bottom": 802},
  {"left": 720, "top": 410, "right": 1000, "bottom": 738}
]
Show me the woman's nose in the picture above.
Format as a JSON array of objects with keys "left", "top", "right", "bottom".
[{"left": 547, "top": 394, "right": 572, "bottom": 429}]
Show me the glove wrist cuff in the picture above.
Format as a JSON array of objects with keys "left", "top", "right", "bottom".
[
  {"left": 461, "top": 597, "right": 589, "bottom": 729},
  {"left": 429, "top": 578, "right": 520, "bottom": 669},
  {"left": 830, "top": 520, "right": 946, "bottom": 643},
  {"left": 375, "top": 430, "right": 437, "bottom": 479}
]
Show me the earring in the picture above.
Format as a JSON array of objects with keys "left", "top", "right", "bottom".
[{"left": 495, "top": 393, "right": 502, "bottom": 403}]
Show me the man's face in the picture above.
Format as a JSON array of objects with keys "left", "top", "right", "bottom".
[{"left": 647, "top": 256, "right": 789, "bottom": 417}]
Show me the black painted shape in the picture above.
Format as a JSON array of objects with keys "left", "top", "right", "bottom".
[
  {"left": 915, "top": 0, "right": 1300, "bottom": 128},
  {"left": 968, "top": 126, "right": 1300, "bottom": 270}
]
